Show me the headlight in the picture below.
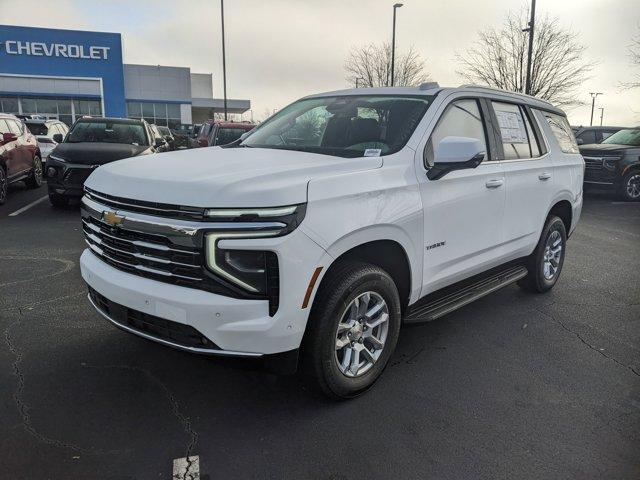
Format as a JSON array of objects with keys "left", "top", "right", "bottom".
[
  {"left": 205, "top": 231, "right": 278, "bottom": 293},
  {"left": 48, "top": 154, "right": 67, "bottom": 163},
  {"left": 603, "top": 156, "right": 621, "bottom": 171}
]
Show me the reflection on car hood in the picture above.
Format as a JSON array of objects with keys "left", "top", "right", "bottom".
[
  {"left": 51, "top": 142, "right": 150, "bottom": 165},
  {"left": 579, "top": 143, "right": 639, "bottom": 155},
  {"left": 85, "top": 146, "right": 382, "bottom": 208}
]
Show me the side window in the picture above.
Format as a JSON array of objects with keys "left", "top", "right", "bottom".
[
  {"left": 542, "top": 111, "right": 579, "bottom": 154},
  {"left": 492, "top": 101, "right": 540, "bottom": 160},
  {"left": 578, "top": 129, "right": 596, "bottom": 145},
  {"left": 7, "top": 119, "right": 22, "bottom": 135},
  {"left": 425, "top": 98, "right": 487, "bottom": 167}
]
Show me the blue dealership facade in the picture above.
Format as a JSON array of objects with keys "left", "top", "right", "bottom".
[{"left": 0, "top": 25, "right": 250, "bottom": 127}]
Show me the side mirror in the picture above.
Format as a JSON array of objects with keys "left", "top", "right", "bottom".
[
  {"left": 427, "top": 136, "right": 485, "bottom": 180},
  {"left": 2, "top": 132, "right": 18, "bottom": 144},
  {"left": 52, "top": 133, "right": 64, "bottom": 143},
  {"left": 576, "top": 137, "right": 584, "bottom": 145},
  {"left": 154, "top": 138, "right": 166, "bottom": 148}
]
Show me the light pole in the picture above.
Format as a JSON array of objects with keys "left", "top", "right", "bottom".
[
  {"left": 599, "top": 107, "right": 604, "bottom": 126},
  {"left": 220, "top": 0, "right": 228, "bottom": 121},
  {"left": 523, "top": 0, "right": 536, "bottom": 95},
  {"left": 390, "top": 3, "right": 403, "bottom": 87},
  {"left": 589, "top": 92, "right": 602, "bottom": 126}
]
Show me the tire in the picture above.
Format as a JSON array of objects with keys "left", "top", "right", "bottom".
[
  {"left": 49, "top": 193, "right": 69, "bottom": 208},
  {"left": 619, "top": 171, "right": 640, "bottom": 202},
  {"left": 300, "top": 261, "right": 402, "bottom": 399},
  {"left": 0, "top": 167, "right": 7, "bottom": 205},
  {"left": 25, "top": 155, "right": 43, "bottom": 189},
  {"left": 518, "top": 215, "right": 567, "bottom": 293}
]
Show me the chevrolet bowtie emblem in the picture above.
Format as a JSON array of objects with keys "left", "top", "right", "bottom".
[{"left": 102, "top": 211, "right": 124, "bottom": 227}]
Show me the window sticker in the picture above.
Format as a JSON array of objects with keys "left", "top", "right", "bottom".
[
  {"left": 363, "top": 148, "right": 382, "bottom": 157},
  {"left": 495, "top": 110, "right": 528, "bottom": 144}
]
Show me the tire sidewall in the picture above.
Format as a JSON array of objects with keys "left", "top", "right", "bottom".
[
  {"left": 532, "top": 217, "right": 567, "bottom": 291},
  {"left": 620, "top": 171, "right": 640, "bottom": 202},
  {"left": 315, "top": 268, "right": 401, "bottom": 398}
]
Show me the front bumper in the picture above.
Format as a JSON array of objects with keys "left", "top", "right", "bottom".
[{"left": 80, "top": 222, "right": 328, "bottom": 355}]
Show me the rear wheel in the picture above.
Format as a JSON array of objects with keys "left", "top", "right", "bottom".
[
  {"left": 619, "top": 171, "right": 640, "bottom": 202},
  {"left": 25, "top": 155, "right": 43, "bottom": 189},
  {"left": 49, "top": 193, "right": 69, "bottom": 208},
  {"left": 518, "top": 215, "right": 567, "bottom": 293},
  {"left": 301, "top": 262, "right": 401, "bottom": 399},
  {"left": 0, "top": 167, "right": 7, "bottom": 205}
]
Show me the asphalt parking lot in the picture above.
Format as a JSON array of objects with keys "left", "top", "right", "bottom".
[{"left": 1, "top": 182, "right": 639, "bottom": 480}]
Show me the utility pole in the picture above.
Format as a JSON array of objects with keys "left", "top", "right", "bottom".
[
  {"left": 390, "top": 3, "right": 403, "bottom": 87},
  {"left": 523, "top": 0, "right": 536, "bottom": 95},
  {"left": 221, "top": 0, "right": 228, "bottom": 121},
  {"left": 589, "top": 92, "right": 602, "bottom": 126},
  {"left": 599, "top": 107, "right": 604, "bottom": 126}
]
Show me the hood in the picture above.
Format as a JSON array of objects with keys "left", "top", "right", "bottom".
[
  {"left": 85, "top": 146, "right": 382, "bottom": 208},
  {"left": 51, "top": 142, "right": 150, "bottom": 165},
  {"left": 579, "top": 143, "right": 639, "bottom": 155}
]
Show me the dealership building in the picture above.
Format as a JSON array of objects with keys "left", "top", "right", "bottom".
[{"left": 0, "top": 25, "right": 250, "bottom": 128}]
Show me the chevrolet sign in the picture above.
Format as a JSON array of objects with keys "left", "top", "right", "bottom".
[{"left": 2, "top": 40, "right": 110, "bottom": 60}]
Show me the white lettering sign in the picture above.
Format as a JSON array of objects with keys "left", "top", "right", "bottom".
[{"left": 3, "top": 40, "right": 110, "bottom": 60}]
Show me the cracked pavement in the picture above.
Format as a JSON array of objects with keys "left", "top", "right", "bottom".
[{"left": 0, "top": 188, "right": 638, "bottom": 479}]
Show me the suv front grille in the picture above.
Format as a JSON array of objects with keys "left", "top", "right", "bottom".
[
  {"left": 583, "top": 156, "right": 603, "bottom": 170},
  {"left": 65, "top": 167, "right": 94, "bottom": 185}
]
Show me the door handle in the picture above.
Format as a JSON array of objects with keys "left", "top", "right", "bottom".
[
  {"left": 485, "top": 179, "right": 504, "bottom": 189},
  {"left": 538, "top": 172, "right": 552, "bottom": 181}
]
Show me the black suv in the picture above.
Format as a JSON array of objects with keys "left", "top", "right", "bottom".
[
  {"left": 572, "top": 125, "right": 626, "bottom": 145},
  {"left": 46, "top": 117, "right": 165, "bottom": 207},
  {"left": 580, "top": 128, "right": 640, "bottom": 201}
]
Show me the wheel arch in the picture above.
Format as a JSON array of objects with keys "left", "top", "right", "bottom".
[{"left": 547, "top": 198, "right": 573, "bottom": 234}]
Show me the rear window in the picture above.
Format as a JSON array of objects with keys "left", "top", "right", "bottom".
[
  {"left": 67, "top": 121, "right": 149, "bottom": 145},
  {"left": 26, "top": 123, "right": 49, "bottom": 135},
  {"left": 213, "top": 127, "right": 247, "bottom": 146},
  {"left": 542, "top": 112, "right": 579, "bottom": 154}
]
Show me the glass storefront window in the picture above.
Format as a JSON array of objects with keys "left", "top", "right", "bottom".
[
  {"left": 127, "top": 101, "right": 182, "bottom": 128},
  {"left": 0, "top": 98, "right": 19, "bottom": 113}
]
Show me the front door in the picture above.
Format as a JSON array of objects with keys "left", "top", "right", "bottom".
[{"left": 416, "top": 97, "right": 506, "bottom": 296}]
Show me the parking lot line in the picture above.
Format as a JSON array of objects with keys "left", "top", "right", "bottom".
[{"left": 8, "top": 195, "right": 49, "bottom": 217}]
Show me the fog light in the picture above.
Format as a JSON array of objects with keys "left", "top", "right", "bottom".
[{"left": 46, "top": 167, "right": 57, "bottom": 178}]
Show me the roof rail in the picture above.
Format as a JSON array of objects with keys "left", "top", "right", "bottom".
[{"left": 458, "top": 84, "right": 554, "bottom": 106}]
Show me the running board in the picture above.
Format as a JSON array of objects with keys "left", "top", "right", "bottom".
[{"left": 403, "top": 265, "right": 528, "bottom": 323}]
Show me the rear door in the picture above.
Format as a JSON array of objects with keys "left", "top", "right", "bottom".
[
  {"left": 6, "top": 119, "right": 30, "bottom": 174},
  {"left": 0, "top": 119, "right": 20, "bottom": 177},
  {"left": 417, "top": 96, "right": 506, "bottom": 294},
  {"left": 489, "top": 100, "right": 555, "bottom": 258}
]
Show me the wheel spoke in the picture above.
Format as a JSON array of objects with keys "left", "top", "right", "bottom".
[
  {"left": 365, "top": 300, "right": 384, "bottom": 319},
  {"left": 367, "top": 335, "right": 384, "bottom": 350},
  {"left": 361, "top": 346, "right": 376, "bottom": 363},
  {"left": 349, "top": 347, "right": 361, "bottom": 375},
  {"left": 366, "top": 312, "right": 388, "bottom": 329},
  {"left": 336, "top": 336, "right": 350, "bottom": 350},
  {"left": 357, "top": 293, "right": 370, "bottom": 317},
  {"left": 341, "top": 347, "right": 352, "bottom": 372},
  {"left": 337, "top": 321, "right": 352, "bottom": 334}
]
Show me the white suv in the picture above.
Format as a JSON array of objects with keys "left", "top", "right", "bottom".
[{"left": 80, "top": 84, "right": 583, "bottom": 398}]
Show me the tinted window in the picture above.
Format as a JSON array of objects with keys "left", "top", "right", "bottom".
[
  {"left": 213, "top": 127, "right": 246, "bottom": 146},
  {"left": 67, "top": 121, "right": 149, "bottom": 145},
  {"left": 243, "top": 95, "right": 432, "bottom": 158},
  {"left": 601, "top": 130, "right": 617, "bottom": 141},
  {"left": 578, "top": 129, "right": 596, "bottom": 144},
  {"left": 26, "top": 123, "right": 49, "bottom": 136},
  {"left": 425, "top": 99, "right": 487, "bottom": 167},
  {"left": 542, "top": 112, "right": 579, "bottom": 154},
  {"left": 492, "top": 101, "right": 540, "bottom": 160}
]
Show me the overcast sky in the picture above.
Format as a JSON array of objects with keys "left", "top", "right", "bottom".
[{"left": 4, "top": 0, "right": 640, "bottom": 125}]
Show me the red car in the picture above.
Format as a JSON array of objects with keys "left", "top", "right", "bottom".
[
  {"left": 0, "top": 113, "right": 43, "bottom": 204},
  {"left": 196, "top": 120, "right": 255, "bottom": 148}
]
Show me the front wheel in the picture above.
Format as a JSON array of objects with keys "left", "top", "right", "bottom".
[
  {"left": 25, "top": 155, "right": 43, "bottom": 189},
  {"left": 619, "top": 171, "right": 640, "bottom": 202},
  {"left": 0, "top": 167, "right": 7, "bottom": 205},
  {"left": 518, "top": 215, "right": 567, "bottom": 293},
  {"left": 301, "top": 262, "right": 401, "bottom": 399}
]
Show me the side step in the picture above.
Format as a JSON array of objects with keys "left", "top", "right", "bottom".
[{"left": 403, "top": 265, "right": 528, "bottom": 323}]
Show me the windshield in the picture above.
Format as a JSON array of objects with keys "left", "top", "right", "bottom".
[
  {"left": 602, "top": 129, "right": 640, "bottom": 146},
  {"left": 67, "top": 121, "right": 149, "bottom": 145},
  {"left": 241, "top": 95, "right": 433, "bottom": 157},
  {"left": 214, "top": 127, "right": 248, "bottom": 146},
  {"left": 26, "top": 123, "right": 49, "bottom": 136}
]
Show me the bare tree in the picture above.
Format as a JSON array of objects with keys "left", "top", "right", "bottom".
[
  {"left": 456, "top": 8, "right": 596, "bottom": 107},
  {"left": 623, "top": 29, "right": 640, "bottom": 89},
  {"left": 344, "top": 42, "right": 430, "bottom": 88}
]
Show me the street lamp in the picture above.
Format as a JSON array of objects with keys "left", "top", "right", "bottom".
[
  {"left": 390, "top": 3, "right": 403, "bottom": 87},
  {"left": 598, "top": 107, "right": 604, "bottom": 126},
  {"left": 220, "top": 0, "right": 228, "bottom": 121},
  {"left": 589, "top": 92, "right": 602, "bottom": 126}
]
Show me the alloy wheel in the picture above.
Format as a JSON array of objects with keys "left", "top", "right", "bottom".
[
  {"left": 0, "top": 168, "right": 6, "bottom": 202},
  {"left": 542, "top": 230, "right": 563, "bottom": 280},
  {"left": 626, "top": 174, "right": 640, "bottom": 199},
  {"left": 334, "top": 291, "right": 389, "bottom": 378},
  {"left": 33, "top": 156, "right": 43, "bottom": 185}
]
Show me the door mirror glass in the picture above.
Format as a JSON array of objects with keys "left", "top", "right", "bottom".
[
  {"left": 52, "top": 133, "right": 63, "bottom": 143},
  {"left": 427, "top": 136, "right": 485, "bottom": 180},
  {"left": 576, "top": 137, "right": 584, "bottom": 145}
]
